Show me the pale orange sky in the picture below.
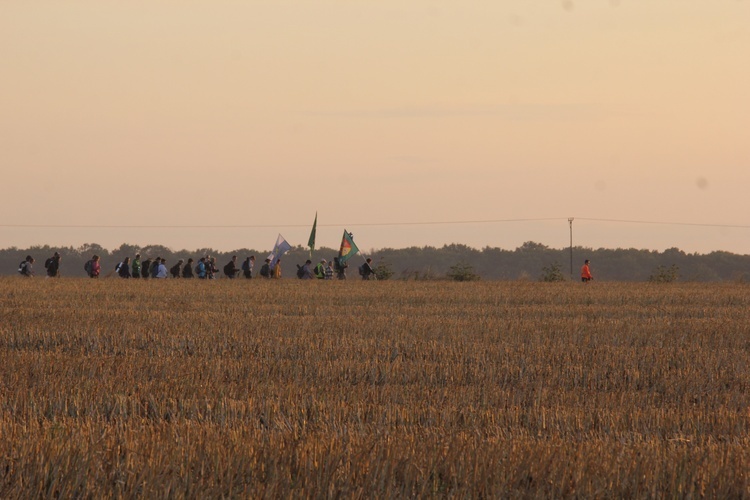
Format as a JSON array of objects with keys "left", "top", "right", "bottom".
[{"left": 1, "top": 1, "right": 749, "bottom": 254}]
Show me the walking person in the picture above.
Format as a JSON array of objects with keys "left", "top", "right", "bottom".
[
  {"left": 314, "top": 259, "right": 326, "bottom": 279},
  {"left": 272, "top": 258, "right": 282, "bottom": 279},
  {"left": 581, "top": 259, "right": 593, "bottom": 283},
  {"left": 141, "top": 257, "right": 152, "bottom": 279},
  {"left": 131, "top": 253, "right": 141, "bottom": 279},
  {"left": 182, "top": 258, "right": 195, "bottom": 278},
  {"left": 223, "top": 256, "right": 240, "bottom": 279},
  {"left": 324, "top": 259, "right": 334, "bottom": 280},
  {"left": 85, "top": 255, "right": 101, "bottom": 278},
  {"left": 208, "top": 257, "right": 218, "bottom": 279},
  {"left": 155, "top": 258, "right": 168, "bottom": 279},
  {"left": 241, "top": 256, "right": 255, "bottom": 279},
  {"left": 170, "top": 259, "right": 184, "bottom": 278},
  {"left": 18, "top": 256, "right": 34, "bottom": 277},
  {"left": 196, "top": 257, "right": 207, "bottom": 279},
  {"left": 45, "top": 252, "right": 61, "bottom": 278},
  {"left": 334, "top": 257, "right": 347, "bottom": 280},
  {"left": 300, "top": 259, "right": 315, "bottom": 279},
  {"left": 116, "top": 257, "right": 131, "bottom": 278},
  {"left": 149, "top": 257, "right": 161, "bottom": 278},
  {"left": 259, "top": 258, "right": 271, "bottom": 279},
  {"left": 359, "top": 258, "right": 375, "bottom": 280}
]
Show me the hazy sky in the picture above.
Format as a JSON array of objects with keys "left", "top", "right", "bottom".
[{"left": 2, "top": 1, "right": 749, "bottom": 254}]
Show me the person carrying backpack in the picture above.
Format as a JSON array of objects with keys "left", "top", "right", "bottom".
[
  {"left": 259, "top": 258, "right": 271, "bottom": 279},
  {"left": 223, "top": 256, "right": 239, "bottom": 279},
  {"left": 45, "top": 252, "right": 61, "bottom": 278},
  {"left": 298, "top": 260, "right": 314, "bottom": 279},
  {"left": 196, "top": 257, "right": 207, "bottom": 279},
  {"left": 18, "top": 256, "right": 34, "bottom": 277},
  {"left": 170, "top": 259, "right": 184, "bottom": 278},
  {"left": 116, "top": 257, "right": 131, "bottom": 278},
  {"left": 141, "top": 258, "right": 152, "bottom": 279},
  {"left": 314, "top": 259, "right": 326, "bottom": 279},
  {"left": 85, "top": 255, "right": 101, "bottom": 278},
  {"left": 241, "top": 256, "right": 255, "bottom": 279},
  {"left": 182, "top": 258, "right": 195, "bottom": 278},
  {"left": 149, "top": 257, "right": 161, "bottom": 278},
  {"left": 359, "top": 258, "right": 375, "bottom": 280}
]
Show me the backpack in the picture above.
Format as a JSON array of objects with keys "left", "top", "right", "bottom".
[
  {"left": 223, "top": 263, "right": 233, "bottom": 276},
  {"left": 260, "top": 263, "right": 270, "bottom": 277},
  {"left": 44, "top": 257, "right": 53, "bottom": 269},
  {"left": 84, "top": 260, "right": 93, "bottom": 276},
  {"left": 241, "top": 260, "right": 249, "bottom": 272},
  {"left": 18, "top": 261, "right": 28, "bottom": 275},
  {"left": 296, "top": 264, "right": 305, "bottom": 279},
  {"left": 359, "top": 264, "right": 366, "bottom": 276},
  {"left": 196, "top": 261, "right": 206, "bottom": 276},
  {"left": 141, "top": 261, "right": 151, "bottom": 278}
]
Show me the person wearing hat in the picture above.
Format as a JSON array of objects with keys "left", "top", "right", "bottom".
[{"left": 314, "top": 259, "right": 326, "bottom": 279}]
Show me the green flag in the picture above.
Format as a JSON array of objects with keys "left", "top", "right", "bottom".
[
  {"left": 307, "top": 212, "right": 317, "bottom": 258},
  {"left": 338, "top": 230, "right": 359, "bottom": 264}
]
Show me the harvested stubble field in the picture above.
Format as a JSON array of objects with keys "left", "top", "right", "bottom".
[{"left": 2, "top": 277, "right": 750, "bottom": 498}]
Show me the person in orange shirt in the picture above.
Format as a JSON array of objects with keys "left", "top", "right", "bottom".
[{"left": 581, "top": 259, "right": 593, "bottom": 283}]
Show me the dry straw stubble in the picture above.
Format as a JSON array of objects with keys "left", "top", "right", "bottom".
[{"left": 1, "top": 278, "right": 750, "bottom": 497}]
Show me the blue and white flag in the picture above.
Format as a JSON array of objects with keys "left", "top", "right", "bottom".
[{"left": 268, "top": 234, "right": 292, "bottom": 267}]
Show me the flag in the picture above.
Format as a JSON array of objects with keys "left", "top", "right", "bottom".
[
  {"left": 307, "top": 212, "right": 317, "bottom": 258},
  {"left": 338, "top": 230, "right": 359, "bottom": 264},
  {"left": 268, "top": 234, "right": 292, "bottom": 267}
]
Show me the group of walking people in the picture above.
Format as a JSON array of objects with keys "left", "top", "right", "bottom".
[
  {"left": 18, "top": 251, "right": 377, "bottom": 280},
  {"left": 17, "top": 252, "right": 62, "bottom": 278}
]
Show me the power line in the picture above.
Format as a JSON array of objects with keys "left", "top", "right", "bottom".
[
  {"left": 576, "top": 218, "right": 750, "bottom": 230},
  {"left": 0, "top": 217, "right": 565, "bottom": 229},
  {"left": 0, "top": 217, "right": 748, "bottom": 230}
]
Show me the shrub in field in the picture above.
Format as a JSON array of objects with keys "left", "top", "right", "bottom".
[
  {"left": 540, "top": 262, "right": 566, "bottom": 282},
  {"left": 649, "top": 264, "right": 679, "bottom": 283},
  {"left": 446, "top": 262, "right": 480, "bottom": 281},
  {"left": 373, "top": 259, "right": 394, "bottom": 280}
]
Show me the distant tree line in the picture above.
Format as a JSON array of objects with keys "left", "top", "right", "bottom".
[{"left": 2, "top": 241, "right": 750, "bottom": 282}]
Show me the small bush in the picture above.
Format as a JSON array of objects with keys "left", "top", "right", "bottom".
[
  {"left": 373, "top": 260, "right": 394, "bottom": 281},
  {"left": 540, "top": 262, "right": 566, "bottom": 282},
  {"left": 649, "top": 264, "right": 679, "bottom": 283},
  {"left": 447, "top": 262, "right": 480, "bottom": 282}
]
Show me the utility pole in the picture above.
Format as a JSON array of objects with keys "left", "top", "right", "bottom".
[{"left": 568, "top": 218, "right": 574, "bottom": 279}]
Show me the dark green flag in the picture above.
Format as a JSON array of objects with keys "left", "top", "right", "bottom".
[{"left": 307, "top": 212, "right": 317, "bottom": 258}]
